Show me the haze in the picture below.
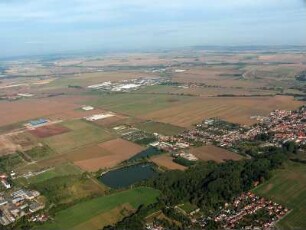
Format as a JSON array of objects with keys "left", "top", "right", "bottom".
[{"left": 1, "top": 0, "right": 306, "bottom": 57}]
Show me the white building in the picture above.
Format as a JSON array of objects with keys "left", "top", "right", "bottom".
[
  {"left": 84, "top": 113, "right": 114, "bottom": 121},
  {"left": 82, "top": 106, "right": 94, "bottom": 111}
]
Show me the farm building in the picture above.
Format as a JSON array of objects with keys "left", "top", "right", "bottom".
[
  {"left": 84, "top": 113, "right": 114, "bottom": 121},
  {"left": 29, "top": 119, "right": 48, "bottom": 126},
  {"left": 82, "top": 106, "right": 94, "bottom": 111}
]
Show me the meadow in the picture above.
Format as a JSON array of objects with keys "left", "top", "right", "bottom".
[
  {"left": 137, "top": 84, "right": 277, "bottom": 97},
  {"left": 253, "top": 162, "right": 306, "bottom": 229},
  {"left": 90, "top": 93, "right": 193, "bottom": 116},
  {"left": 39, "top": 187, "right": 160, "bottom": 230},
  {"left": 30, "top": 175, "right": 107, "bottom": 206},
  {"left": 28, "top": 163, "right": 82, "bottom": 184},
  {"left": 134, "top": 120, "right": 186, "bottom": 136}
]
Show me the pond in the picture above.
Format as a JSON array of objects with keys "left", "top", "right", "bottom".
[{"left": 100, "top": 163, "right": 157, "bottom": 189}]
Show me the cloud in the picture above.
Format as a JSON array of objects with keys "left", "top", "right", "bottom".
[{"left": 24, "top": 41, "right": 47, "bottom": 44}]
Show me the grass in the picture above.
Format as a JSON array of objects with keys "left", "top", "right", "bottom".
[
  {"left": 0, "top": 153, "right": 24, "bottom": 172},
  {"left": 39, "top": 187, "right": 160, "bottom": 230},
  {"left": 25, "top": 145, "right": 55, "bottom": 160},
  {"left": 177, "top": 202, "right": 198, "bottom": 214},
  {"left": 31, "top": 175, "right": 107, "bottom": 205},
  {"left": 89, "top": 93, "right": 192, "bottom": 116},
  {"left": 135, "top": 121, "right": 185, "bottom": 136},
  {"left": 28, "top": 163, "right": 82, "bottom": 184},
  {"left": 43, "top": 120, "right": 116, "bottom": 153},
  {"left": 253, "top": 161, "right": 306, "bottom": 230}
]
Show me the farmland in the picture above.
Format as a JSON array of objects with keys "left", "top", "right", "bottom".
[
  {"left": 141, "top": 95, "right": 303, "bottom": 127},
  {"left": 0, "top": 96, "right": 92, "bottom": 127},
  {"left": 74, "top": 138, "right": 144, "bottom": 171},
  {"left": 0, "top": 131, "right": 38, "bottom": 156},
  {"left": 190, "top": 145, "right": 243, "bottom": 163},
  {"left": 0, "top": 50, "right": 305, "bottom": 229},
  {"left": 134, "top": 121, "right": 186, "bottom": 136},
  {"left": 30, "top": 175, "right": 108, "bottom": 205},
  {"left": 43, "top": 120, "right": 115, "bottom": 153},
  {"left": 253, "top": 162, "right": 306, "bottom": 229},
  {"left": 29, "top": 124, "right": 71, "bottom": 138},
  {"left": 39, "top": 187, "right": 160, "bottom": 230},
  {"left": 151, "top": 154, "right": 187, "bottom": 171},
  {"left": 28, "top": 163, "right": 83, "bottom": 184},
  {"left": 137, "top": 84, "right": 277, "bottom": 97},
  {"left": 0, "top": 153, "right": 25, "bottom": 172},
  {"left": 90, "top": 93, "right": 193, "bottom": 116}
]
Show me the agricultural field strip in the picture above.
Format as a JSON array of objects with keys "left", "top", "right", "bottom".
[
  {"left": 253, "top": 162, "right": 306, "bottom": 229},
  {"left": 39, "top": 187, "right": 160, "bottom": 230}
]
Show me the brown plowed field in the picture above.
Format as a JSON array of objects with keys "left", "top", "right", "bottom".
[
  {"left": 29, "top": 124, "right": 71, "bottom": 138},
  {"left": 47, "top": 108, "right": 107, "bottom": 120},
  {"left": 97, "top": 138, "right": 144, "bottom": 155},
  {"left": 151, "top": 154, "right": 187, "bottom": 171},
  {"left": 74, "top": 155, "right": 128, "bottom": 172},
  {"left": 190, "top": 145, "right": 243, "bottom": 163},
  {"left": 141, "top": 96, "right": 303, "bottom": 127},
  {"left": 0, "top": 131, "right": 37, "bottom": 156},
  {"left": 0, "top": 95, "right": 96, "bottom": 127},
  {"left": 74, "top": 138, "right": 144, "bottom": 171}
]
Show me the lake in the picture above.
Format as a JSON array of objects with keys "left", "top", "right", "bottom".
[{"left": 100, "top": 163, "right": 157, "bottom": 189}]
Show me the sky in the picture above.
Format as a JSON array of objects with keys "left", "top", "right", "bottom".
[{"left": 0, "top": 0, "right": 306, "bottom": 57}]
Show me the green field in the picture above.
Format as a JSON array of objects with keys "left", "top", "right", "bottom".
[
  {"left": 135, "top": 120, "right": 185, "bottom": 136},
  {"left": 39, "top": 187, "right": 160, "bottom": 230},
  {"left": 30, "top": 175, "right": 107, "bottom": 206},
  {"left": 177, "top": 202, "right": 198, "bottom": 214},
  {"left": 43, "top": 120, "right": 115, "bottom": 153},
  {"left": 90, "top": 93, "right": 192, "bottom": 116},
  {"left": 0, "top": 153, "right": 25, "bottom": 172},
  {"left": 253, "top": 161, "right": 306, "bottom": 229},
  {"left": 25, "top": 145, "right": 55, "bottom": 160},
  {"left": 28, "top": 163, "right": 82, "bottom": 184}
]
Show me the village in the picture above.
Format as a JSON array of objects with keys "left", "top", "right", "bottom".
[
  {"left": 107, "top": 106, "right": 306, "bottom": 168},
  {"left": 145, "top": 192, "right": 288, "bottom": 230},
  {"left": 207, "top": 192, "right": 288, "bottom": 229},
  {"left": 146, "top": 106, "right": 306, "bottom": 164}
]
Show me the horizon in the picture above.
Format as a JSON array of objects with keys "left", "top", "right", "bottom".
[{"left": 2, "top": 44, "right": 306, "bottom": 61}]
